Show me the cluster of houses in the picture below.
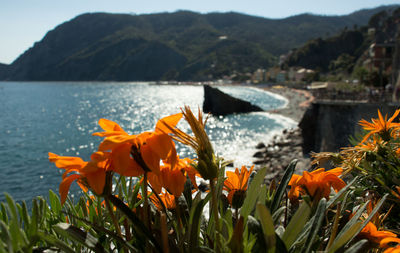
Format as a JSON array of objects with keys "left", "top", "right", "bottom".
[{"left": 251, "top": 67, "right": 315, "bottom": 84}]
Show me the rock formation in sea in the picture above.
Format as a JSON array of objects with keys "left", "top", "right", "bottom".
[{"left": 203, "top": 85, "right": 263, "bottom": 116}]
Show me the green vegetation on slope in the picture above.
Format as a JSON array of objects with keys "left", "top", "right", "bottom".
[{"left": 2, "top": 5, "right": 398, "bottom": 81}]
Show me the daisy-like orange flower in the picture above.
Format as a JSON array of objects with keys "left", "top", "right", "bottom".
[
  {"left": 288, "top": 167, "right": 346, "bottom": 201},
  {"left": 381, "top": 237, "right": 400, "bottom": 252},
  {"left": 93, "top": 113, "right": 182, "bottom": 176},
  {"left": 359, "top": 109, "right": 400, "bottom": 143},
  {"left": 149, "top": 191, "right": 176, "bottom": 210},
  {"left": 223, "top": 166, "right": 254, "bottom": 208},
  {"left": 358, "top": 222, "right": 397, "bottom": 245},
  {"left": 49, "top": 151, "right": 110, "bottom": 205},
  {"left": 147, "top": 156, "right": 199, "bottom": 197}
]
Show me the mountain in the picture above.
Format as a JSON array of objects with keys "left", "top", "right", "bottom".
[
  {"left": 2, "top": 5, "right": 399, "bottom": 81},
  {"left": 285, "top": 6, "right": 400, "bottom": 81},
  {"left": 285, "top": 30, "right": 365, "bottom": 71}
]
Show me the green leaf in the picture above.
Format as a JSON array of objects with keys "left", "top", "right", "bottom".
[
  {"left": 227, "top": 216, "right": 245, "bottom": 253},
  {"left": 4, "top": 194, "right": 23, "bottom": 251},
  {"left": 20, "top": 202, "right": 30, "bottom": 233},
  {"left": 331, "top": 200, "right": 369, "bottom": 247},
  {"left": 270, "top": 160, "right": 297, "bottom": 213},
  {"left": 189, "top": 195, "right": 207, "bottom": 251},
  {"left": 282, "top": 201, "right": 311, "bottom": 249},
  {"left": 37, "top": 231, "right": 76, "bottom": 253},
  {"left": 0, "top": 220, "right": 13, "bottom": 253},
  {"left": 4, "top": 194, "right": 17, "bottom": 224},
  {"left": 49, "top": 190, "right": 62, "bottom": 215},
  {"left": 53, "top": 223, "right": 106, "bottom": 252},
  {"left": 0, "top": 203, "right": 8, "bottom": 223},
  {"left": 107, "top": 194, "right": 162, "bottom": 252},
  {"left": 256, "top": 203, "right": 276, "bottom": 253},
  {"left": 240, "top": 167, "right": 267, "bottom": 219},
  {"left": 345, "top": 194, "right": 388, "bottom": 247},
  {"left": 62, "top": 212, "right": 138, "bottom": 252},
  {"left": 301, "top": 198, "right": 326, "bottom": 253},
  {"left": 275, "top": 233, "right": 289, "bottom": 253},
  {"left": 343, "top": 239, "right": 368, "bottom": 253},
  {"left": 29, "top": 199, "right": 39, "bottom": 236},
  {"left": 326, "top": 177, "right": 358, "bottom": 209},
  {"left": 272, "top": 206, "right": 286, "bottom": 224},
  {"left": 327, "top": 221, "right": 363, "bottom": 253}
]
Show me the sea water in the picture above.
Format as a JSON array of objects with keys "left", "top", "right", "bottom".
[{"left": 0, "top": 81, "right": 296, "bottom": 203}]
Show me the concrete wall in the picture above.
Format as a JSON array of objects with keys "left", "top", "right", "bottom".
[{"left": 299, "top": 101, "right": 400, "bottom": 154}]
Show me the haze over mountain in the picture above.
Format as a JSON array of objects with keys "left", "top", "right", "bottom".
[{"left": 0, "top": 5, "right": 398, "bottom": 81}]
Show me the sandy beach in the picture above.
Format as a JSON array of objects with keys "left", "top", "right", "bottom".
[{"left": 261, "top": 85, "right": 314, "bottom": 122}]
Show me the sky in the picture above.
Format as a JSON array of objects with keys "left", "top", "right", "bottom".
[{"left": 0, "top": 0, "right": 399, "bottom": 64}]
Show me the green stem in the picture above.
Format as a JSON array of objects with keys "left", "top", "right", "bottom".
[
  {"left": 142, "top": 172, "right": 151, "bottom": 253},
  {"left": 210, "top": 179, "right": 221, "bottom": 253},
  {"left": 105, "top": 197, "right": 122, "bottom": 238}
]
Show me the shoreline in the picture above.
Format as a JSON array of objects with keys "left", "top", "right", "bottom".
[
  {"left": 258, "top": 85, "right": 314, "bottom": 122},
  {"left": 251, "top": 85, "right": 313, "bottom": 177}
]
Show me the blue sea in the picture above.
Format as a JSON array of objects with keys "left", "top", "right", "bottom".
[{"left": 0, "top": 81, "right": 296, "bottom": 203}]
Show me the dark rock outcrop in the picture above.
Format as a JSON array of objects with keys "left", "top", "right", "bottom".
[
  {"left": 203, "top": 85, "right": 263, "bottom": 115},
  {"left": 0, "top": 63, "right": 9, "bottom": 80}
]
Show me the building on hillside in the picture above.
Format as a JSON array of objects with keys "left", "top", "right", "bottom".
[
  {"left": 266, "top": 67, "right": 280, "bottom": 82},
  {"left": 295, "top": 68, "right": 315, "bottom": 83},
  {"left": 276, "top": 71, "right": 287, "bottom": 83},
  {"left": 368, "top": 42, "right": 395, "bottom": 70},
  {"left": 252, "top": 68, "right": 266, "bottom": 83},
  {"left": 287, "top": 67, "right": 315, "bottom": 83}
]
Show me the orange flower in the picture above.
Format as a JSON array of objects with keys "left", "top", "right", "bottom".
[
  {"left": 359, "top": 109, "right": 400, "bottom": 143},
  {"left": 391, "top": 186, "right": 400, "bottom": 201},
  {"left": 178, "top": 157, "right": 200, "bottom": 189},
  {"left": 149, "top": 191, "right": 176, "bottom": 210},
  {"left": 223, "top": 166, "right": 254, "bottom": 208},
  {"left": 358, "top": 222, "right": 397, "bottom": 245},
  {"left": 381, "top": 237, "right": 400, "bottom": 252},
  {"left": 147, "top": 156, "right": 199, "bottom": 197},
  {"left": 288, "top": 167, "right": 346, "bottom": 201},
  {"left": 159, "top": 107, "right": 218, "bottom": 180},
  {"left": 49, "top": 152, "right": 109, "bottom": 205},
  {"left": 93, "top": 113, "right": 182, "bottom": 176}
]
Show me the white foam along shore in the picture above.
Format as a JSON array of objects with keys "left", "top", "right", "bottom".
[{"left": 247, "top": 86, "right": 290, "bottom": 110}]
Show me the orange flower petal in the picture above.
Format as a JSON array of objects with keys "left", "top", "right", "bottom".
[
  {"left": 381, "top": 237, "right": 400, "bottom": 248},
  {"left": 48, "top": 152, "right": 87, "bottom": 170},
  {"left": 141, "top": 144, "right": 161, "bottom": 174},
  {"left": 146, "top": 134, "right": 174, "bottom": 159},
  {"left": 59, "top": 174, "right": 81, "bottom": 205},
  {"left": 111, "top": 143, "right": 144, "bottom": 177},
  {"left": 85, "top": 170, "right": 106, "bottom": 196},
  {"left": 92, "top": 118, "right": 128, "bottom": 137},
  {"left": 161, "top": 166, "right": 186, "bottom": 197},
  {"left": 147, "top": 172, "right": 163, "bottom": 194},
  {"left": 155, "top": 113, "right": 183, "bottom": 134},
  {"left": 98, "top": 135, "right": 136, "bottom": 151}
]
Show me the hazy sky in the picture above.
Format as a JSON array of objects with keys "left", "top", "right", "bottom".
[{"left": 0, "top": 0, "right": 399, "bottom": 64}]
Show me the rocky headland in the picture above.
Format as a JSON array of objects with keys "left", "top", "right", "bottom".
[{"left": 203, "top": 85, "right": 263, "bottom": 115}]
